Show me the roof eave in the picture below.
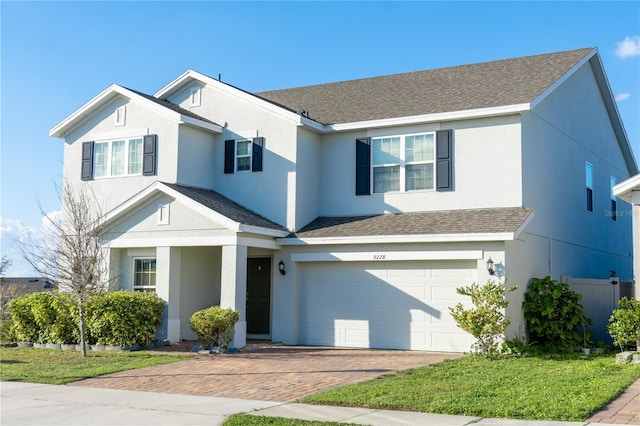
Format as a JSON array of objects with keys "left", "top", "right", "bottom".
[{"left": 277, "top": 232, "right": 518, "bottom": 246}]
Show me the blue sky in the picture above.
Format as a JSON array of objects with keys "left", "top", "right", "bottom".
[{"left": 1, "top": 1, "right": 639, "bottom": 276}]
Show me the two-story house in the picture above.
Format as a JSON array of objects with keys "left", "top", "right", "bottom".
[{"left": 50, "top": 47, "right": 637, "bottom": 352}]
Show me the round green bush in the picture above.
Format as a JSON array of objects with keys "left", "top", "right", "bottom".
[{"left": 190, "top": 306, "right": 239, "bottom": 349}]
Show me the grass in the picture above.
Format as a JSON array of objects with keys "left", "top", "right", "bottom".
[
  {"left": 224, "top": 414, "right": 357, "bottom": 426},
  {"left": 298, "top": 354, "right": 640, "bottom": 422},
  {"left": 0, "top": 346, "right": 188, "bottom": 384}
]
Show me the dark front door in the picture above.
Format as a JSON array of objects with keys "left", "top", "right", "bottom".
[{"left": 246, "top": 258, "right": 271, "bottom": 335}]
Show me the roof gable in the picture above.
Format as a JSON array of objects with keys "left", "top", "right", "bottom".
[
  {"left": 103, "top": 182, "right": 289, "bottom": 237},
  {"left": 50, "top": 85, "right": 222, "bottom": 138}
]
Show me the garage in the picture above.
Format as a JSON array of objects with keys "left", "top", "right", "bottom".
[{"left": 299, "top": 260, "right": 476, "bottom": 352}]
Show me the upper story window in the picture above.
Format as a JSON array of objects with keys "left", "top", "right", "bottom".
[
  {"left": 356, "top": 130, "right": 452, "bottom": 195},
  {"left": 610, "top": 176, "right": 617, "bottom": 221},
  {"left": 585, "top": 162, "right": 594, "bottom": 212},
  {"left": 81, "top": 135, "right": 157, "bottom": 181},
  {"left": 235, "top": 140, "right": 252, "bottom": 172},
  {"left": 372, "top": 133, "right": 435, "bottom": 193},
  {"left": 224, "top": 137, "right": 264, "bottom": 174},
  {"left": 94, "top": 137, "right": 143, "bottom": 178}
]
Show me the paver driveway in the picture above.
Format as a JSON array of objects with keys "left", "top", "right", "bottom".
[{"left": 70, "top": 343, "right": 461, "bottom": 402}]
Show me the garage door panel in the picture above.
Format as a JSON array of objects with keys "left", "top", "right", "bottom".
[{"left": 300, "top": 260, "right": 476, "bottom": 351}]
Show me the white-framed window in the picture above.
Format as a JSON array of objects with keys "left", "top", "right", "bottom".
[
  {"left": 94, "top": 137, "right": 144, "bottom": 178},
  {"left": 235, "top": 139, "right": 252, "bottom": 172},
  {"left": 371, "top": 132, "right": 435, "bottom": 193},
  {"left": 610, "top": 175, "right": 617, "bottom": 222},
  {"left": 586, "top": 162, "right": 594, "bottom": 212},
  {"left": 115, "top": 106, "right": 126, "bottom": 126},
  {"left": 189, "top": 86, "right": 201, "bottom": 107},
  {"left": 133, "top": 258, "right": 156, "bottom": 292}
]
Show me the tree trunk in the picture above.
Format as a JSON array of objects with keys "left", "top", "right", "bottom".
[{"left": 78, "top": 298, "right": 87, "bottom": 357}]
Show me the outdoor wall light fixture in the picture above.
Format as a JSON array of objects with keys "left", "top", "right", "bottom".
[
  {"left": 486, "top": 257, "right": 496, "bottom": 276},
  {"left": 279, "top": 260, "right": 286, "bottom": 276}
]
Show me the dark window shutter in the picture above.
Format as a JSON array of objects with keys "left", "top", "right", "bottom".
[
  {"left": 611, "top": 199, "right": 617, "bottom": 221},
  {"left": 436, "top": 130, "right": 453, "bottom": 191},
  {"left": 252, "top": 137, "right": 264, "bottom": 172},
  {"left": 224, "top": 139, "right": 235, "bottom": 174},
  {"left": 355, "top": 137, "right": 371, "bottom": 195},
  {"left": 142, "top": 134, "right": 157, "bottom": 176},
  {"left": 81, "top": 141, "right": 94, "bottom": 181}
]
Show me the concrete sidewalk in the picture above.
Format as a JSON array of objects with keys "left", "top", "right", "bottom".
[{"left": 1, "top": 381, "right": 631, "bottom": 426}]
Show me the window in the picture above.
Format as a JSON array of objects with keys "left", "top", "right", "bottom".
[
  {"left": 611, "top": 176, "right": 617, "bottom": 221},
  {"left": 93, "top": 137, "right": 144, "bottom": 178},
  {"left": 586, "top": 162, "right": 594, "bottom": 212},
  {"left": 371, "top": 133, "right": 435, "bottom": 193},
  {"left": 224, "top": 137, "right": 264, "bottom": 174},
  {"left": 133, "top": 258, "right": 156, "bottom": 292},
  {"left": 236, "top": 140, "right": 252, "bottom": 172}
]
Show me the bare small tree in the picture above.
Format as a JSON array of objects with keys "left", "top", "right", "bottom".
[{"left": 19, "top": 182, "right": 113, "bottom": 356}]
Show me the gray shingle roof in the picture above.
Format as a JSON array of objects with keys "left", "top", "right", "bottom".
[
  {"left": 163, "top": 183, "right": 287, "bottom": 232},
  {"left": 292, "top": 208, "right": 534, "bottom": 239},
  {"left": 257, "top": 48, "right": 593, "bottom": 125}
]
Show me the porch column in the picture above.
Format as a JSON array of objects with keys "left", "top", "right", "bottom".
[
  {"left": 156, "top": 246, "right": 181, "bottom": 342},
  {"left": 221, "top": 244, "right": 247, "bottom": 348}
]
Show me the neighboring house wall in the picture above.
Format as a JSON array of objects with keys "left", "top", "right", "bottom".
[
  {"left": 317, "top": 117, "right": 523, "bottom": 217},
  {"left": 63, "top": 96, "right": 180, "bottom": 212},
  {"left": 521, "top": 60, "right": 633, "bottom": 282}
]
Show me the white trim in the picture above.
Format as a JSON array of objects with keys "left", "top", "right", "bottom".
[
  {"left": 157, "top": 203, "right": 170, "bottom": 225},
  {"left": 513, "top": 211, "right": 535, "bottom": 240},
  {"left": 179, "top": 115, "right": 222, "bottom": 133},
  {"left": 278, "top": 232, "right": 517, "bottom": 246},
  {"left": 105, "top": 236, "right": 239, "bottom": 248},
  {"left": 326, "top": 104, "right": 530, "bottom": 133},
  {"left": 290, "top": 250, "right": 483, "bottom": 262},
  {"left": 614, "top": 174, "right": 640, "bottom": 204},
  {"left": 189, "top": 86, "right": 201, "bottom": 107}
]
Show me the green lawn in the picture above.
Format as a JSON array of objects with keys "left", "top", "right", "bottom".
[
  {"left": 224, "top": 414, "right": 357, "bottom": 426},
  {"left": 299, "top": 354, "right": 640, "bottom": 422},
  {"left": 0, "top": 346, "right": 188, "bottom": 384}
]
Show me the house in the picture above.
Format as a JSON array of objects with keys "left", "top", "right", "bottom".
[
  {"left": 614, "top": 174, "right": 640, "bottom": 300},
  {"left": 49, "top": 47, "right": 637, "bottom": 352}
]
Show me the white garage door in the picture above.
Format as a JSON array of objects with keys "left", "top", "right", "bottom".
[{"left": 300, "top": 260, "right": 476, "bottom": 352}]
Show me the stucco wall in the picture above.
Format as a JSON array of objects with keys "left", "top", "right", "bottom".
[
  {"left": 295, "top": 128, "right": 321, "bottom": 230},
  {"left": 521, "top": 61, "right": 634, "bottom": 281},
  {"left": 317, "top": 117, "right": 523, "bottom": 216},
  {"left": 176, "top": 126, "right": 217, "bottom": 188},
  {"left": 168, "top": 83, "right": 298, "bottom": 229},
  {"left": 63, "top": 96, "right": 180, "bottom": 212},
  {"left": 179, "top": 246, "right": 221, "bottom": 340}
]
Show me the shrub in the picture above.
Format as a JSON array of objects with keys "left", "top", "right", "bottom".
[
  {"left": 190, "top": 306, "right": 239, "bottom": 349},
  {"left": 85, "top": 291, "right": 165, "bottom": 346},
  {"left": 523, "top": 276, "right": 591, "bottom": 352},
  {"left": 607, "top": 297, "right": 640, "bottom": 351},
  {"left": 449, "top": 280, "right": 516, "bottom": 356},
  {"left": 8, "top": 296, "right": 38, "bottom": 343}
]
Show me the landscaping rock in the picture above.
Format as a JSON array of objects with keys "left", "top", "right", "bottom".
[
  {"left": 616, "top": 351, "right": 634, "bottom": 363},
  {"left": 226, "top": 347, "right": 239, "bottom": 354}
]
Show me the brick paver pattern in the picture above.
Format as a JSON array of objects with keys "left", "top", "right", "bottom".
[
  {"left": 71, "top": 345, "right": 460, "bottom": 402},
  {"left": 588, "top": 378, "right": 640, "bottom": 425}
]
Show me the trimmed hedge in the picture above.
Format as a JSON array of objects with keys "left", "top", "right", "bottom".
[
  {"left": 85, "top": 291, "right": 164, "bottom": 346},
  {"left": 9, "top": 290, "right": 165, "bottom": 346},
  {"left": 190, "top": 306, "right": 239, "bottom": 349}
]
